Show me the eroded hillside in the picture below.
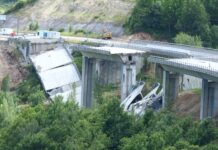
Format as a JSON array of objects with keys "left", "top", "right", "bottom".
[{"left": 3, "top": 0, "right": 135, "bottom": 36}]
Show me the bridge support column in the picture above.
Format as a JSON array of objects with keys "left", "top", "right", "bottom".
[
  {"left": 201, "top": 79, "right": 218, "bottom": 120},
  {"left": 82, "top": 56, "right": 95, "bottom": 107},
  {"left": 163, "top": 71, "right": 180, "bottom": 108},
  {"left": 121, "top": 63, "right": 136, "bottom": 101},
  {"left": 155, "top": 64, "right": 164, "bottom": 80}
]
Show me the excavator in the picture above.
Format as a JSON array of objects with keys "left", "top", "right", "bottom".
[{"left": 120, "top": 82, "right": 163, "bottom": 116}]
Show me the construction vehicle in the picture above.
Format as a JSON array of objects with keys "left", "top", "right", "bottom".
[
  {"left": 121, "top": 82, "right": 163, "bottom": 116},
  {"left": 102, "top": 29, "right": 112, "bottom": 39}
]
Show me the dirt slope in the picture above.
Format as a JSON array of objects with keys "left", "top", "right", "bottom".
[
  {"left": 3, "top": 0, "right": 135, "bottom": 36},
  {"left": 173, "top": 91, "right": 200, "bottom": 120},
  {"left": 0, "top": 43, "right": 25, "bottom": 88}
]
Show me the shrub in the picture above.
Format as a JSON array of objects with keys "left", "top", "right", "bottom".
[
  {"left": 58, "top": 28, "right": 65, "bottom": 32},
  {"left": 1, "top": 75, "right": 10, "bottom": 92},
  {"left": 174, "top": 32, "right": 202, "bottom": 47},
  {"left": 29, "top": 21, "right": 39, "bottom": 31}
]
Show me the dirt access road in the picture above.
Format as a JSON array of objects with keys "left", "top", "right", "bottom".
[{"left": 0, "top": 44, "right": 24, "bottom": 87}]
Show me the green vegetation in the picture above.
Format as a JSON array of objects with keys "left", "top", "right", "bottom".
[
  {"left": 0, "top": 96, "right": 217, "bottom": 149},
  {"left": 0, "top": 1, "right": 14, "bottom": 14},
  {"left": 125, "top": 0, "right": 218, "bottom": 48},
  {"left": 58, "top": 28, "right": 65, "bottom": 32},
  {"left": 16, "top": 66, "right": 45, "bottom": 105},
  {"left": 0, "top": 60, "right": 217, "bottom": 150},
  {"left": 1, "top": 75, "right": 10, "bottom": 92},
  {"left": 29, "top": 21, "right": 39, "bottom": 31},
  {"left": 4, "top": 0, "right": 38, "bottom": 14},
  {"left": 192, "top": 88, "right": 202, "bottom": 96},
  {"left": 174, "top": 33, "right": 202, "bottom": 47},
  {"left": 72, "top": 51, "right": 82, "bottom": 74},
  {"left": 61, "top": 29, "right": 101, "bottom": 39}
]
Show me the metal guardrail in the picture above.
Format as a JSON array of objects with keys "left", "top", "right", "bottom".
[{"left": 131, "top": 39, "right": 218, "bottom": 53}]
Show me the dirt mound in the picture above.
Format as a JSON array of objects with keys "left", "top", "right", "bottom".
[
  {"left": 128, "top": 32, "right": 154, "bottom": 41},
  {"left": 118, "top": 32, "right": 155, "bottom": 42},
  {"left": 173, "top": 91, "right": 200, "bottom": 120},
  {"left": 0, "top": 44, "right": 25, "bottom": 88}
]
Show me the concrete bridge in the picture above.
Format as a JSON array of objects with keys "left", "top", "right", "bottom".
[
  {"left": 6, "top": 35, "right": 218, "bottom": 119},
  {"left": 72, "top": 44, "right": 145, "bottom": 107},
  {"left": 148, "top": 56, "right": 218, "bottom": 120},
  {"left": 68, "top": 36, "right": 218, "bottom": 119}
]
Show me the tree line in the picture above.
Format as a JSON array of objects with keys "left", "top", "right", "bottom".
[
  {"left": 125, "top": 0, "right": 218, "bottom": 48},
  {"left": 0, "top": 72, "right": 218, "bottom": 150},
  {"left": 0, "top": 95, "right": 218, "bottom": 150}
]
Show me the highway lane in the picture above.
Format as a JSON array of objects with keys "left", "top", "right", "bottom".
[{"left": 63, "top": 36, "right": 218, "bottom": 61}]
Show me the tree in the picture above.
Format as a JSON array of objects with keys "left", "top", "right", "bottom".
[
  {"left": 162, "top": 0, "right": 183, "bottom": 35},
  {"left": 175, "top": 0, "right": 211, "bottom": 45},
  {"left": 120, "top": 133, "right": 148, "bottom": 150},
  {"left": 211, "top": 25, "right": 218, "bottom": 48},
  {"left": 125, "top": 0, "right": 163, "bottom": 33},
  {"left": 174, "top": 32, "right": 202, "bottom": 47},
  {"left": 0, "top": 92, "right": 19, "bottom": 127},
  {"left": 202, "top": 0, "right": 218, "bottom": 25},
  {"left": 148, "top": 132, "right": 165, "bottom": 150},
  {"left": 99, "top": 98, "right": 134, "bottom": 149},
  {"left": 28, "top": 90, "right": 45, "bottom": 106},
  {"left": 174, "top": 140, "right": 200, "bottom": 150}
]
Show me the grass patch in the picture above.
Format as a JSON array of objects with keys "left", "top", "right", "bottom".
[
  {"left": 61, "top": 29, "right": 101, "bottom": 39},
  {"left": 191, "top": 88, "right": 201, "bottom": 96}
]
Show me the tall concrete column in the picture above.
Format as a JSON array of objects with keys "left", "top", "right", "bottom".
[
  {"left": 95, "top": 59, "right": 101, "bottom": 81},
  {"left": 201, "top": 80, "right": 218, "bottom": 120},
  {"left": 155, "top": 64, "right": 164, "bottom": 80},
  {"left": 82, "top": 56, "right": 94, "bottom": 108},
  {"left": 163, "top": 71, "right": 180, "bottom": 108},
  {"left": 163, "top": 71, "right": 169, "bottom": 108},
  {"left": 121, "top": 63, "right": 136, "bottom": 101}
]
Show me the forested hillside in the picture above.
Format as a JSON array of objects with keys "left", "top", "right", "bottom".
[
  {"left": 125, "top": 0, "right": 218, "bottom": 48},
  {"left": 0, "top": 93, "right": 218, "bottom": 150}
]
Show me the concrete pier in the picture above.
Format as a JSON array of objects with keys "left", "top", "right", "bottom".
[
  {"left": 121, "top": 63, "right": 137, "bottom": 100},
  {"left": 201, "top": 79, "right": 218, "bottom": 119},
  {"left": 82, "top": 56, "right": 94, "bottom": 107},
  {"left": 163, "top": 71, "right": 180, "bottom": 108}
]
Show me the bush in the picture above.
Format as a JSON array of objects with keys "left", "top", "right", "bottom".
[
  {"left": 1, "top": 75, "right": 10, "bottom": 92},
  {"left": 29, "top": 21, "right": 39, "bottom": 31},
  {"left": 17, "top": 66, "right": 45, "bottom": 104},
  {"left": 58, "top": 28, "right": 65, "bottom": 32},
  {"left": 174, "top": 32, "right": 202, "bottom": 47}
]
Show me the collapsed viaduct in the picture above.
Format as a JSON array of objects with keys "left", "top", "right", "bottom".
[
  {"left": 5, "top": 35, "right": 218, "bottom": 120},
  {"left": 68, "top": 37, "right": 218, "bottom": 119}
]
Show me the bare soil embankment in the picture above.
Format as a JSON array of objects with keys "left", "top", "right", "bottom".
[
  {"left": 173, "top": 91, "right": 200, "bottom": 120},
  {"left": 0, "top": 44, "right": 25, "bottom": 87}
]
